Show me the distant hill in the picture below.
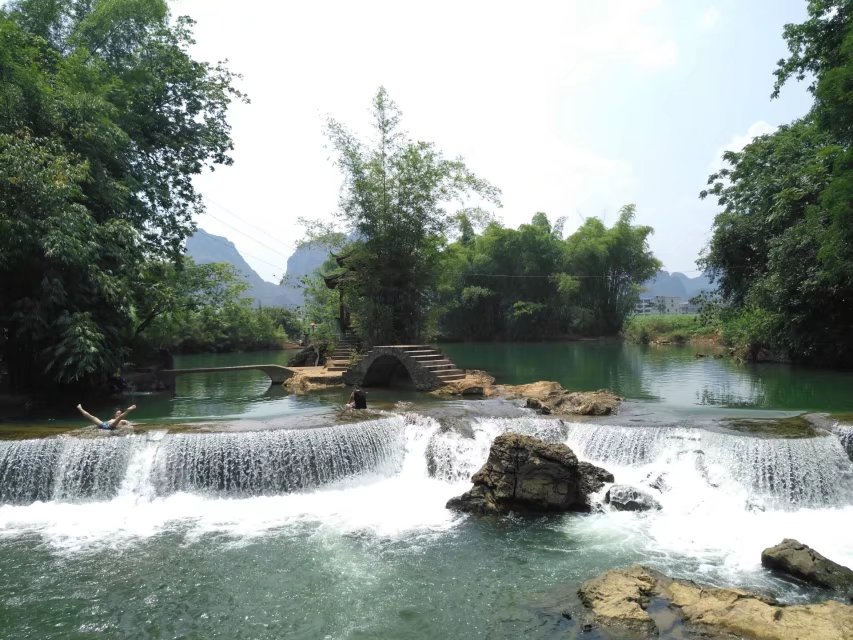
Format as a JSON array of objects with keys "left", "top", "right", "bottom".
[
  {"left": 186, "top": 229, "right": 315, "bottom": 308},
  {"left": 640, "top": 270, "right": 714, "bottom": 300}
]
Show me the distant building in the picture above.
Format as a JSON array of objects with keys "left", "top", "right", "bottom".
[{"left": 634, "top": 296, "right": 698, "bottom": 315}]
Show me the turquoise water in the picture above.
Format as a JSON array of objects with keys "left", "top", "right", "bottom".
[
  {"left": 1, "top": 344, "right": 852, "bottom": 639},
  {"left": 441, "top": 342, "right": 853, "bottom": 413}
]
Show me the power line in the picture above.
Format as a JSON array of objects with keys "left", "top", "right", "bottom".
[
  {"left": 204, "top": 197, "right": 298, "bottom": 251},
  {"left": 202, "top": 210, "right": 293, "bottom": 261}
]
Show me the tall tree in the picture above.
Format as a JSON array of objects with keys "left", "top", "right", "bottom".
[
  {"left": 701, "top": 0, "right": 853, "bottom": 365},
  {"left": 325, "top": 87, "right": 500, "bottom": 345},
  {"left": 0, "top": 0, "right": 244, "bottom": 390}
]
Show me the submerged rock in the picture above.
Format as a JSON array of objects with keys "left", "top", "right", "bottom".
[
  {"left": 604, "top": 485, "right": 662, "bottom": 512},
  {"left": 761, "top": 539, "right": 853, "bottom": 596},
  {"left": 445, "top": 433, "right": 613, "bottom": 515},
  {"left": 499, "top": 382, "right": 620, "bottom": 416},
  {"left": 579, "top": 564, "right": 853, "bottom": 639}
]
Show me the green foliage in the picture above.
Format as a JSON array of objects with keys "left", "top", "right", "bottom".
[
  {"left": 0, "top": 1, "right": 244, "bottom": 390},
  {"left": 325, "top": 87, "right": 501, "bottom": 345},
  {"left": 622, "top": 314, "right": 712, "bottom": 345},
  {"left": 701, "top": 1, "right": 853, "bottom": 366},
  {"left": 134, "top": 258, "right": 296, "bottom": 353},
  {"left": 436, "top": 208, "right": 660, "bottom": 340}
]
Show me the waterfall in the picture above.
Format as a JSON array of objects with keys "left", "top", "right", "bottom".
[
  {"left": 0, "top": 418, "right": 406, "bottom": 505},
  {"left": 424, "top": 419, "right": 853, "bottom": 509},
  {"left": 560, "top": 423, "right": 853, "bottom": 509},
  {"left": 831, "top": 422, "right": 853, "bottom": 461},
  {"left": 151, "top": 419, "right": 405, "bottom": 496},
  {"left": 0, "top": 436, "right": 133, "bottom": 504},
  {"left": 2, "top": 415, "right": 851, "bottom": 512},
  {"left": 564, "top": 423, "right": 690, "bottom": 465}
]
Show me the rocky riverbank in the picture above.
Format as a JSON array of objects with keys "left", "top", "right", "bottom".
[
  {"left": 578, "top": 564, "right": 853, "bottom": 639},
  {"left": 436, "top": 372, "right": 622, "bottom": 416}
]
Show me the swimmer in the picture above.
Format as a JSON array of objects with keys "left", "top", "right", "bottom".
[
  {"left": 76, "top": 403, "right": 137, "bottom": 430},
  {"left": 346, "top": 386, "right": 367, "bottom": 410}
]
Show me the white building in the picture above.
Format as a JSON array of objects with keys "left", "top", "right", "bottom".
[{"left": 634, "top": 296, "right": 698, "bottom": 315}]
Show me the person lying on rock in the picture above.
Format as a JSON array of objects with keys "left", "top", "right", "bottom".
[
  {"left": 346, "top": 387, "right": 367, "bottom": 410},
  {"left": 76, "top": 404, "right": 136, "bottom": 430}
]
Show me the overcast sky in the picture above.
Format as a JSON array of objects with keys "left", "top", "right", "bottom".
[{"left": 174, "top": 0, "right": 813, "bottom": 283}]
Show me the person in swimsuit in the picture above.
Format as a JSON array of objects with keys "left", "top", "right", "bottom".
[
  {"left": 76, "top": 404, "right": 137, "bottom": 430},
  {"left": 346, "top": 387, "right": 367, "bottom": 410}
]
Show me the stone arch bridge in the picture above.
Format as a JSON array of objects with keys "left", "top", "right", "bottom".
[{"left": 343, "top": 345, "right": 465, "bottom": 391}]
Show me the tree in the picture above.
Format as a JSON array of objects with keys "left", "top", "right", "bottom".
[
  {"left": 325, "top": 87, "right": 500, "bottom": 345},
  {"left": 701, "top": 0, "right": 853, "bottom": 365},
  {"left": 0, "top": 1, "right": 244, "bottom": 390},
  {"left": 434, "top": 208, "right": 659, "bottom": 340}
]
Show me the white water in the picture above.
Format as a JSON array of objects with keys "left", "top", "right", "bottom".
[{"left": 1, "top": 414, "right": 852, "bottom": 586}]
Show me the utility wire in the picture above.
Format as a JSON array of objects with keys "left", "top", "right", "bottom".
[
  {"left": 204, "top": 197, "right": 298, "bottom": 251},
  {"left": 202, "top": 210, "right": 293, "bottom": 261}
]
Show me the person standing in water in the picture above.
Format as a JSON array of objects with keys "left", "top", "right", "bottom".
[
  {"left": 76, "top": 404, "right": 136, "bottom": 430},
  {"left": 346, "top": 387, "right": 367, "bottom": 410}
]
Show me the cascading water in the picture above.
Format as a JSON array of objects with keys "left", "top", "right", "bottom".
[
  {"left": 2, "top": 414, "right": 852, "bottom": 565},
  {"left": 424, "top": 418, "right": 853, "bottom": 510},
  {"left": 559, "top": 422, "right": 853, "bottom": 509},
  {"left": 0, "top": 436, "right": 134, "bottom": 504},
  {"left": 831, "top": 421, "right": 853, "bottom": 460},
  {"left": 0, "top": 417, "right": 407, "bottom": 505},
  {"left": 151, "top": 418, "right": 405, "bottom": 496}
]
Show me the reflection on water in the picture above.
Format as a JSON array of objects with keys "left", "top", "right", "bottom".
[
  {"left": 3, "top": 344, "right": 853, "bottom": 431},
  {"left": 440, "top": 342, "right": 853, "bottom": 412}
]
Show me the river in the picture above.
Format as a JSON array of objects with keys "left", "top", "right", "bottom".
[{"left": 1, "top": 343, "right": 852, "bottom": 639}]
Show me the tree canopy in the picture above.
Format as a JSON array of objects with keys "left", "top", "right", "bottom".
[
  {"left": 0, "top": 0, "right": 245, "bottom": 390},
  {"left": 324, "top": 88, "right": 501, "bottom": 345},
  {"left": 701, "top": 0, "right": 853, "bottom": 365}
]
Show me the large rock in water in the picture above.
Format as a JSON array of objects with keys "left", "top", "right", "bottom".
[
  {"left": 761, "top": 539, "right": 853, "bottom": 596},
  {"left": 497, "top": 382, "right": 621, "bottom": 416},
  {"left": 604, "top": 485, "right": 662, "bottom": 512},
  {"left": 445, "top": 433, "right": 613, "bottom": 515},
  {"left": 578, "top": 564, "right": 853, "bottom": 639}
]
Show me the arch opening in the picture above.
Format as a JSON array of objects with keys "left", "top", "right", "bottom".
[{"left": 360, "top": 355, "right": 415, "bottom": 389}]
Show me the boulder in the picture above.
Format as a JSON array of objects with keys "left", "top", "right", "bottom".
[
  {"left": 579, "top": 565, "right": 853, "bottom": 639},
  {"left": 287, "top": 345, "right": 326, "bottom": 367},
  {"left": 498, "top": 381, "right": 621, "bottom": 416},
  {"left": 446, "top": 433, "right": 613, "bottom": 515},
  {"left": 604, "top": 485, "right": 662, "bottom": 512},
  {"left": 761, "top": 539, "right": 853, "bottom": 596}
]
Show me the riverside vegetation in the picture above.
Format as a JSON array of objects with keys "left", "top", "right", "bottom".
[{"left": 2, "top": 0, "right": 852, "bottom": 402}]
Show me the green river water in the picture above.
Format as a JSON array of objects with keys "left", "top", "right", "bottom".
[{"left": 1, "top": 343, "right": 852, "bottom": 639}]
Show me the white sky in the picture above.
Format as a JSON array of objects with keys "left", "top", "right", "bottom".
[{"left": 174, "top": 0, "right": 812, "bottom": 283}]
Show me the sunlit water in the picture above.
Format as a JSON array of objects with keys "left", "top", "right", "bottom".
[{"left": 2, "top": 345, "right": 853, "bottom": 639}]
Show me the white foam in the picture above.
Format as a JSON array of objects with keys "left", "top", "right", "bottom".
[{"left": 2, "top": 413, "right": 853, "bottom": 589}]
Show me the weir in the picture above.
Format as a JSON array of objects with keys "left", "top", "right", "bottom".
[
  {"left": 2, "top": 417, "right": 852, "bottom": 512},
  {"left": 0, "top": 418, "right": 407, "bottom": 505}
]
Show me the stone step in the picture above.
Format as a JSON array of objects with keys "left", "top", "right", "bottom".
[
  {"left": 409, "top": 353, "right": 445, "bottom": 361},
  {"left": 435, "top": 367, "right": 464, "bottom": 376},
  {"left": 435, "top": 372, "right": 465, "bottom": 381},
  {"left": 327, "top": 366, "right": 348, "bottom": 372},
  {"left": 421, "top": 361, "right": 455, "bottom": 370}
]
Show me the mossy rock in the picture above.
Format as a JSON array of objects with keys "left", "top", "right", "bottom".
[{"left": 722, "top": 415, "right": 819, "bottom": 439}]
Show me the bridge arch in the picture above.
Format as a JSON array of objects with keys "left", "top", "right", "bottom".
[{"left": 343, "top": 346, "right": 464, "bottom": 391}]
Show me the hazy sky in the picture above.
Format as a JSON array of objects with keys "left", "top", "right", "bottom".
[{"left": 174, "top": 0, "right": 813, "bottom": 283}]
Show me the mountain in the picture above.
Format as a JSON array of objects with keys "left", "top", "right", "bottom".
[
  {"left": 640, "top": 270, "right": 714, "bottom": 300},
  {"left": 186, "top": 229, "right": 302, "bottom": 307}
]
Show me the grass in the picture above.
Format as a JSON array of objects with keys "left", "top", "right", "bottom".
[{"left": 622, "top": 314, "right": 717, "bottom": 345}]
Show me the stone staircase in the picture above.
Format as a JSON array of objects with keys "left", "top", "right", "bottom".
[
  {"left": 397, "top": 345, "right": 466, "bottom": 383},
  {"left": 325, "top": 332, "right": 360, "bottom": 372}
]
